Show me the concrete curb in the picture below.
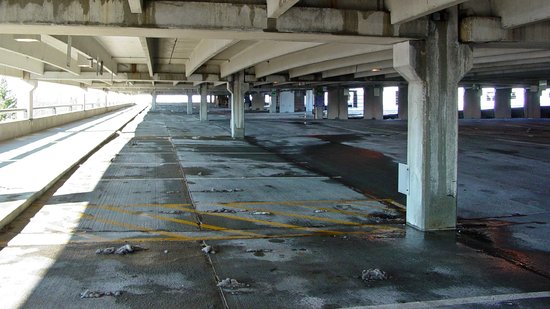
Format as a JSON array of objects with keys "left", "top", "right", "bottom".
[{"left": 0, "top": 105, "right": 148, "bottom": 230}]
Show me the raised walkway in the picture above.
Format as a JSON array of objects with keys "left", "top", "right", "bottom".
[{"left": 0, "top": 104, "right": 146, "bottom": 230}]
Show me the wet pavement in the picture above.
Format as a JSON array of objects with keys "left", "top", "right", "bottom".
[{"left": 0, "top": 107, "right": 549, "bottom": 308}]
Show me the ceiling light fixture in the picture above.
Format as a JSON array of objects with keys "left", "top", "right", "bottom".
[
  {"left": 13, "top": 34, "right": 41, "bottom": 43},
  {"left": 371, "top": 68, "right": 381, "bottom": 72}
]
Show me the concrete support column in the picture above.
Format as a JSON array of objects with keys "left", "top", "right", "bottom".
[
  {"left": 186, "top": 91, "right": 193, "bottom": 115},
  {"left": 200, "top": 84, "right": 208, "bottom": 121},
  {"left": 294, "top": 91, "right": 305, "bottom": 112},
  {"left": 279, "top": 91, "right": 295, "bottom": 113},
  {"left": 463, "top": 87, "right": 481, "bottom": 119},
  {"left": 313, "top": 87, "right": 324, "bottom": 119},
  {"left": 524, "top": 87, "right": 541, "bottom": 118},
  {"left": 363, "top": 86, "right": 383, "bottom": 120},
  {"left": 269, "top": 90, "right": 278, "bottom": 113},
  {"left": 151, "top": 91, "right": 157, "bottom": 111},
  {"left": 327, "top": 88, "right": 348, "bottom": 120},
  {"left": 494, "top": 88, "right": 512, "bottom": 119},
  {"left": 398, "top": 85, "right": 409, "bottom": 120},
  {"left": 104, "top": 91, "right": 109, "bottom": 107},
  {"left": 393, "top": 7, "right": 473, "bottom": 231},
  {"left": 228, "top": 71, "right": 248, "bottom": 138},
  {"left": 21, "top": 79, "right": 37, "bottom": 120},
  {"left": 305, "top": 90, "right": 314, "bottom": 115},
  {"left": 251, "top": 92, "right": 264, "bottom": 111}
]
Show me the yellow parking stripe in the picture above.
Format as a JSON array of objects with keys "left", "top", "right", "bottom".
[
  {"left": 98, "top": 205, "right": 263, "bottom": 237},
  {"left": 81, "top": 213, "right": 193, "bottom": 240}
]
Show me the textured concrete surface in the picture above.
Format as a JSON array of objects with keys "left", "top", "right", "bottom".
[{"left": 0, "top": 108, "right": 549, "bottom": 308}]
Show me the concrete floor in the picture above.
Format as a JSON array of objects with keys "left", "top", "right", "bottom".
[{"left": 0, "top": 106, "right": 549, "bottom": 308}]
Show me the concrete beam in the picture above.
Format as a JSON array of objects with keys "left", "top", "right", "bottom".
[
  {"left": 354, "top": 68, "right": 396, "bottom": 78},
  {"left": 322, "top": 59, "right": 394, "bottom": 78},
  {"left": 220, "top": 41, "right": 321, "bottom": 78},
  {"left": 139, "top": 37, "right": 156, "bottom": 77},
  {"left": 256, "top": 44, "right": 390, "bottom": 78},
  {"left": 385, "top": 0, "right": 467, "bottom": 24},
  {"left": 0, "top": 1, "right": 410, "bottom": 44},
  {"left": 32, "top": 71, "right": 222, "bottom": 84},
  {"left": 0, "top": 49, "right": 44, "bottom": 75},
  {"left": 289, "top": 49, "right": 392, "bottom": 78},
  {"left": 0, "top": 34, "right": 80, "bottom": 75},
  {"left": 53, "top": 36, "right": 118, "bottom": 74},
  {"left": 267, "top": 0, "right": 299, "bottom": 18},
  {"left": 187, "top": 39, "right": 236, "bottom": 77},
  {"left": 128, "top": 0, "right": 143, "bottom": 14},
  {"left": 492, "top": 0, "right": 550, "bottom": 28},
  {"left": 460, "top": 17, "right": 505, "bottom": 43}
]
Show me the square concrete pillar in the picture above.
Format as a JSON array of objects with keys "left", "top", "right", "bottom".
[
  {"left": 305, "top": 90, "right": 314, "bottom": 114},
  {"left": 363, "top": 86, "right": 383, "bottom": 120},
  {"left": 393, "top": 7, "right": 473, "bottom": 231},
  {"left": 397, "top": 85, "right": 408, "bottom": 120},
  {"left": 269, "top": 90, "right": 278, "bottom": 113},
  {"left": 200, "top": 84, "right": 208, "bottom": 121},
  {"left": 251, "top": 93, "right": 265, "bottom": 111},
  {"left": 525, "top": 87, "right": 541, "bottom": 118},
  {"left": 463, "top": 87, "right": 481, "bottom": 119},
  {"left": 294, "top": 91, "right": 306, "bottom": 112},
  {"left": 327, "top": 88, "right": 348, "bottom": 120},
  {"left": 228, "top": 71, "right": 248, "bottom": 138},
  {"left": 186, "top": 92, "right": 193, "bottom": 115},
  {"left": 494, "top": 88, "right": 512, "bottom": 119},
  {"left": 313, "top": 87, "right": 325, "bottom": 119},
  {"left": 151, "top": 91, "right": 157, "bottom": 111},
  {"left": 280, "top": 91, "right": 295, "bottom": 113}
]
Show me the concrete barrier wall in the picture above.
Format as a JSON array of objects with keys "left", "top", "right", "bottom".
[{"left": 0, "top": 104, "right": 135, "bottom": 142}]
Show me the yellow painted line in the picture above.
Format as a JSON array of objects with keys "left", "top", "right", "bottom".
[
  {"left": 225, "top": 204, "right": 363, "bottom": 226},
  {"left": 99, "top": 205, "right": 263, "bottom": 237},
  {"left": 147, "top": 213, "right": 263, "bottom": 237},
  {"left": 87, "top": 203, "right": 193, "bottom": 208},
  {"left": 81, "top": 213, "right": 193, "bottom": 241},
  {"left": 167, "top": 205, "right": 346, "bottom": 235},
  {"left": 215, "top": 203, "right": 400, "bottom": 231},
  {"left": 222, "top": 199, "right": 375, "bottom": 207}
]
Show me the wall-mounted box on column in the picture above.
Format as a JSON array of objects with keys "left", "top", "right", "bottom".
[{"left": 398, "top": 163, "right": 409, "bottom": 195}]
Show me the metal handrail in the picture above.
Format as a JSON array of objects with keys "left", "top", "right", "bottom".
[
  {"left": 0, "top": 102, "right": 120, "bottom": 119},
  {"left": 0, "top": 108, "right": 27, "bottom": 115}
]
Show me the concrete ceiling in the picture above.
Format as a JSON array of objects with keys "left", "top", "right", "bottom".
[{"left": 0, "top": 0, "right": 548, "bottom": 93}]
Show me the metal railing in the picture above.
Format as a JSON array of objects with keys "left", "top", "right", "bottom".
[{"left": 0, "top": 103, "right": 120, "bottom": 122}]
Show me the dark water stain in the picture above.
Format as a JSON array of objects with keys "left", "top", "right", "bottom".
[
  {"left": 268, "top": 239, "right": 285, "bottom": 243},
  {"left": 457, "top": 219, "right": 550, "bottom": 279},
  {"left": 253, "top": 251, "right": 265, "bottom": 257},
  {"left": 246, "top": 135, "right": 405, "bottom": 205},
  {"left": 301, "top": 142, "right": 404, "bottom": 204},
  {"left": 307, "top": 134, "right": 363, "bottom": 143},
  {"left": 486, "top": 148, "right": 520, "bottom": 155}
]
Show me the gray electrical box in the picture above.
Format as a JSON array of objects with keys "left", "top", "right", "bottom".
[{"left": 398, "top": 163, "right": 409, "bottom": 195}]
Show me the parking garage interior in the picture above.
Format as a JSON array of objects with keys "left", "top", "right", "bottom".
[{"left": 0, "top": 1, "right": 549, "bottom": 308}]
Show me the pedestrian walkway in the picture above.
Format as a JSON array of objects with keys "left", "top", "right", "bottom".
[
  {"left": 0, "top": 104, "right": 146, "bottom": 229},
  {"left": 0, "top": 109, "right": 549, "bottom": 308}
]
